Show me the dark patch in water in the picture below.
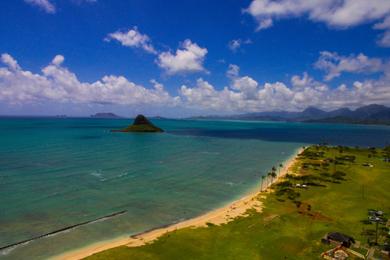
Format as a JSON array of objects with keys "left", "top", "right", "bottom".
[
  {"left": 169, "top": 127, "right": 390, "bottom": 147},
  {"left": 79, "top": 135, "right": 101, "bottom": 140}
]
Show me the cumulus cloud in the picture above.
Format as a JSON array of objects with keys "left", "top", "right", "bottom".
[
  {"left": 231, "top": 76, "right": 259, "bottom": 100},
  {"left": 180, "top": 79, "right": 236, "bottom": 110},
  {"left": 157, "top": 39, "right": 208, "bottom": 75},
  {"left": 245, "top": 0, "right": 390, "bottom": 46},
  {"left": 315, "top": 51, "right": 384, "bottom": 81},
  {"left": 106, "top": 27, "right": 157, "bottom": 54},
  {"left": 1, "top": 53, "right": 21, "bottom": 71},
  {"left": 106, "top": 28, "right": 209, "bottom": 75},
  {"left": 0, "top": 53, "right": 179, "bottom": 106},
  {"left": 227, "top": 64, "right": 259, "bottom": 99},
  {"left": 181, "top": 65, "right": 295, "bottom": 112},
  {"left": 228, "top": 39, "right": 252, "bottom": 52},
  {"left": 291, "top": 72, "right": 313, "bottom": 88},
  {"left": 180, "top": 77, "right": 295, "bottom": 112},
  {"left": 24, "top": 0, "right": 56, "bottom": 14},
  {"left": 2, "top": 53, "right": 390, "bottom": 114},
  {"left": 180, "top": 64, "right": 390, "bottom": 113}
]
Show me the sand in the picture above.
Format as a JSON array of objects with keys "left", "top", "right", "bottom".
[{"left": 53, "top": 148, "right": 303, "bottom": 260}]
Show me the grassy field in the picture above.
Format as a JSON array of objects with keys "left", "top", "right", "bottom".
[{"left": 86, "top": 145, "right": 390, "bottom": 259}]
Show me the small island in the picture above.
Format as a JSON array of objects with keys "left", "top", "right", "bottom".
[
  {"left": 91, "top": 113, "right": 122, "bottom": 119},
  {"left": 111, "top": 114, "right": 164, "bottom": 133}
]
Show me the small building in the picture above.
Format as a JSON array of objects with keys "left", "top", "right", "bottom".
[{"left": 325, "top": 232, "right": 355, "bottom": 248}]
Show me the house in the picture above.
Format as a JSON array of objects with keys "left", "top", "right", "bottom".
[{"left": 325, "top": 232, "right": 355, "bottom": 248}]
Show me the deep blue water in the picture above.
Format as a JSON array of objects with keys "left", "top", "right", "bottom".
[
  {"left": 169, "top": 119, "right": 390, "bottom": 147},
  {"left": 0, "top": 118, "right": 388, "bottom": 259}
]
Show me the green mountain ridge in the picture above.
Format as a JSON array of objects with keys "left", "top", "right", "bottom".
[{"left": 192, "top": 104, "right": 390, "bottom": 125}]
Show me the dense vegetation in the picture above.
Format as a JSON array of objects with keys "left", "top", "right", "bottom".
[
  {"left": 86, "top": 145, "right": 390, "bottom": 259},
  {"left": 111, "top": 114, "right": 163, "bottom": 133}
]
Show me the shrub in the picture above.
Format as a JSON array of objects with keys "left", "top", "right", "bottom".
[
  {"left": 294, "top": 201, "right": 302, "bottom": 208},
  {"left": 332, "top": 171, "right": 347, "bottom": 180},
  {"left": 276, "top": 181, "right": 292, "bottom": 188}
]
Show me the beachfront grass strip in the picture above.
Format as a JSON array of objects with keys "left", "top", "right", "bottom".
[{"left": 86, "top": 145, "right": 390, "bottom": 259}]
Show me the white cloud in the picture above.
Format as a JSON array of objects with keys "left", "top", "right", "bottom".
[
  {"left": 180, "top": 78, "right": 296, "bottom": 112},
  {"left": 257, "top": 18, "right": 273, "bottom": 30},
  {"left": 291, "top": 72, "right": 313, "bottom": 88},
  {"left": 228, "top": 39, "right": 252, "bottom": 52},
  {"left": 1, "top": 54, "right": 21, "bottom": 71},
  {"left": 373, "top": 16, "right": 390, "bottom": 47},
  {"left": 228, "top": 40, "right": 241, "bottom": 51},
  {"left": 52, "top": 55, "right": 65, "bottom": 66},
  {"left": 106, "top": 27, "right": 157, "bottom": 54},
  {"left": 2, "top": 53, "right": 390, "bottom": 115},
  {"left": 245, "top": 0, "right": 390, "bottom": 47},
  {"left": 0, "top": 53, "right": 179, "bottom": 107},
  {"left": 226, "top": 64, "right": 259, "bottom": 99},
  {"left": 378, "top": 31, "right": 390, "bottom": 47},
  {"left": 315, "top": 51, "right": 384, "bottom": 80},
  {"left": 180, "top": 79, "right": 234, "bottom": 110},
  {"left": 24, "top": 0, "right": 56, "bottom": 14},
  {"left": 106, "top": 30, "right": 208, "bottom": 75},
  {"left": 226, "top": 64, "right": 240, "bottom": 78},
  {"left": 157, "top": 39, "right": 208, "bottom": 75},
  {"left": 231, "top": 76, "right": 259, "bottom": 100},
  {"left": 180, "top": 65, "right": 390, "bottom": 113}
]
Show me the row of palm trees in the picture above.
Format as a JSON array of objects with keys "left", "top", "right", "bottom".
[{"left": 260, "top": 163, "right": 283, "bottom": 192}]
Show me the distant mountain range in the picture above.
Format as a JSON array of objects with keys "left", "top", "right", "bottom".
[{"left": 191, "top": 104, "right": 390, "bottom": 125}]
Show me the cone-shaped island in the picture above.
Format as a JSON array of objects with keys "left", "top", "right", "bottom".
[{"left": 111, "top": 115, "right": 164, "bottom": 133}]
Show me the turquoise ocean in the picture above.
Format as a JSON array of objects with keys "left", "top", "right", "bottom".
[{"left": 0, "top": 118, "right": 389, "bottom": 259}]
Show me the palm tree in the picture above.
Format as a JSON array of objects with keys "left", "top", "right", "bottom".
[
  {"left": 267, "top": 172, "right": 273, "bottom": 185},
  {"left": 271, "top": 166, "right": 277, "bottom": 181},
  {"left": 271, "top": 171, "right": 277, "bottom": 182},
  {"left": 279, "top": 163, "right": 283, "bottom": 176},
  {"left": 261, "top": 175, "right": 265, "bottom": 191}
]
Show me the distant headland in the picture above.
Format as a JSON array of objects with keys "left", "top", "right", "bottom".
[
  {"left": 90, "top": 113, "right": 122, "bottom": 119},
  {"left": 111, "top": 114, "right": 164, "bottom": 133}
]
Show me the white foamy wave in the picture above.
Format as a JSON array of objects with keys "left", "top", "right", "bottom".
[
  {"left": 90, "top": 170, "right": 106, "bottom": 181},
  {"left": 116, "top": 171, "right": 128, "bottom": 178},
  {"left": 0, "top": 241, "right": 31, "bottom": 256}
]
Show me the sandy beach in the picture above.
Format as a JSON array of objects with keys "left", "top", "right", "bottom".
[{"left": 54, "top": 147, "right": 303, "bottom": 260}]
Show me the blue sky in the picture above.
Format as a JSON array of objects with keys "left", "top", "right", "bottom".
[{"left": 1, "top": 0, "right": 390, "bottom": 117}]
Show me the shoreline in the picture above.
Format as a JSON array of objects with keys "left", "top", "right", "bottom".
[{"left": 53, "top": 147, "right": 303, "bottom": 260}]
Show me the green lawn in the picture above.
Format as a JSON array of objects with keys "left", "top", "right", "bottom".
[{"left": 86, "top": 145, "right": 390, "bottom": 260}]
